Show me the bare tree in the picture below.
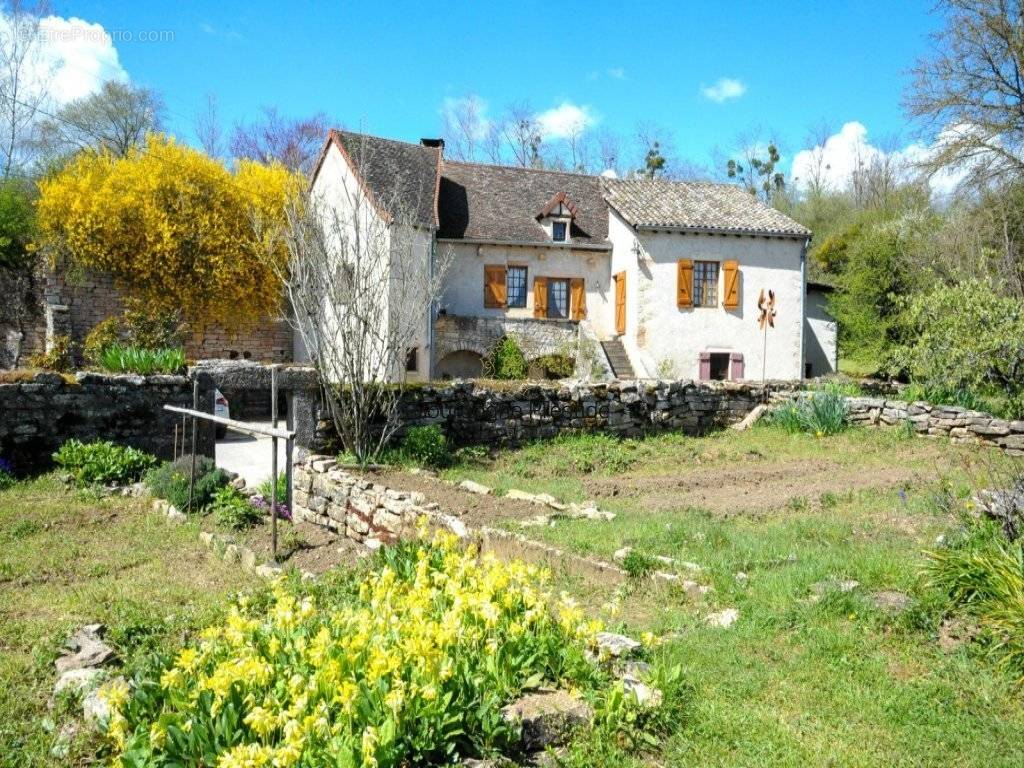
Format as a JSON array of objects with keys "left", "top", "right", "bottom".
[
  {"left": 33, "top": 80, "right": 164, "bottom": 159},
  {"left": 257, "top": 146, "right": 451, "bottom": 462},
  {"left": 906, "top": 0, "right": 1024, "bottom": 186},
  {"left": 0, "top": 0, "right": 52, "bottom": 177},
  {"left": 194, "top": 92, "right": 225, "bottom": 158},
  {"left": 441, "top": 94, "right": 487, "bottom": 162},
  {"left": 563, "top": 120, "right": 592, "bottom": 172},
  {"left": 595, "top": 129, "right": 622, "bottom": 176},
  {"left": 800, "top": 121, "right": 835, "bottom": 199},
  {"left": 502, "top": 103, "right": 543, "bottom": 167},
  {"left": 231, "top": 107, "right": 332, "bottom": 172}
]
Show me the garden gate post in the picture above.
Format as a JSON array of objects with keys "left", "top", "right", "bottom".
[
  {"left": 187, "top": 379, "right": 198, "bottom": 513},
  {"left": 270, "top": 366, "right": 278, "bottom": 561}
]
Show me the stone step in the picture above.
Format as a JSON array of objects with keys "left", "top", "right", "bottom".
[{"left": 600, "top": 339, "right": 635, "bottom": 379}]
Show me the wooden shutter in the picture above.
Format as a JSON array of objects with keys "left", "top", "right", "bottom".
[
  {"left": 698, "top": 352, "right": 711, "bottom": 381},
  {"left": 484, "top": 265, "right": 506, "bottom": 308},
  {"left": 723, "top": 260, "right": 740, "bottom": 309},
  {"left": 570, "top": 278, "right": 586, "bottom": 320},
  {"left": 614, "top": 272, "right": 626, "bottom": 335},
  {"left": 730, "top": 352, "right": 744, "bottom": 380},
  {"left": 677, "top": 259, "right": 693, "bottom": 308},
  {"left": 533, "top": 276, "right": 548, "bottom": 318}
]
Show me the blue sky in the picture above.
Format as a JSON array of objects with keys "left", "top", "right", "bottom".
[{"left": 52, "top": 0, "right": 941, "bottom": 179}]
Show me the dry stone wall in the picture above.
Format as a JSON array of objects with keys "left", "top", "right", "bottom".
[
  {"left": 291, "top": 456, "right": 459, "bottom": 543},
  {"left": 841, "top": 396, "right": 1024, "bottom": 455},
  {"left": 305, "top": 379, "right": 795, "bottom": 454},
  {"left": 0, "top": 370, "right": 216, "bottom": 473}
]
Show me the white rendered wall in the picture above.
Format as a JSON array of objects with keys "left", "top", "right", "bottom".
[
  {"left": 437, "top": 241, "right": 612, "bottom": 326},
  {"left": 607, "top": 208, "right": 806, "bottom": 380},
  {"left": 804, "top": 286, "right": 838, "bottom": 377}
]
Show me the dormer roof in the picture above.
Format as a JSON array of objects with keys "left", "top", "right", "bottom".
[{"left": 538, "top": 191, "right": 579, "bottom": 219}]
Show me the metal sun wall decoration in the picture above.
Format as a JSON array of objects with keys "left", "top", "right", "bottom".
[{"left": 757, "top": 289, "right": 777, "bottom": 382}]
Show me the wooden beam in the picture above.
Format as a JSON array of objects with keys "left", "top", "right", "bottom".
[{"left": 162, "top": 405, "right": 296, "bottom": 440}]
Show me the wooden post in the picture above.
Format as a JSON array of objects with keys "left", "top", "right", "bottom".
[
  {"left": 187, "top": 378, "right": 198, "bottom": 514},
  {"left": 285, "top": 437, "right": 293, "bottom": 510},
  {"left": 173, "top": 422, "right": 178, "bottom": 461},
  {"left": 270, "top": 367, "right": 278, "bottom": 562}
]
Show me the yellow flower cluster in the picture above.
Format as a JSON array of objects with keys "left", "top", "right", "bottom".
[
  {"left": 36, "top": 134, "right": 301, "bottom": 329},
  {"left": 107, "top": 530, "right": 603, "bottom": 768}
]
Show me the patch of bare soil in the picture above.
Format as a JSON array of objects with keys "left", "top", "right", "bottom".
[
  {"left": 200, "top": 515, "right": 364, "bottom": 576},
  {"left": 368, "top": 468, "right": 554, "bottom": 529},
  {"left": 584, "top": 459, "right": 933, "bottom": 517}
]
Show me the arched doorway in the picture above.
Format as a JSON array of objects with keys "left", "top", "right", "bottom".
[{"left": 436, "top": 349, "right": 484, "bottom": 379}]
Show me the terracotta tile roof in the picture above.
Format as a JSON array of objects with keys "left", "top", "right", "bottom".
[
  {"left": 327, "top": 130, "right": 440, "bottom": 228},
  {"left": 437, "top": 161, "right": 609, "bottom": 245},
  {"left": 602, "top": 178, "right": 811, "bottom": 237},
  {"left": 314, "top": 130, "right": 810, "bottom": 241}
]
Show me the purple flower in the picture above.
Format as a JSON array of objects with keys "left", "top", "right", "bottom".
[{"left": 248, "top": 494, "right": 291, "bottom": 521}]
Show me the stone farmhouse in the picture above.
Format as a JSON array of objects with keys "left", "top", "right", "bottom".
[
  {"left": 306, "top": 130, "right": 837, "bottom": 382},
  {"left": 1, "top": 129, "right": 836, "bottom": 382}
]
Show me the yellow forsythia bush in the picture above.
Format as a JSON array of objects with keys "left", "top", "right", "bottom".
[
  {"left": 36, "top": 135, "right": 300, "bottom": 329},
  {"left": 103, "top": 530, "right": 609, "bottom": 767}
]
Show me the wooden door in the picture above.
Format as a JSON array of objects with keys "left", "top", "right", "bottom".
[{"left": 614, "top": 271, "right": 626, "bottom": 335}]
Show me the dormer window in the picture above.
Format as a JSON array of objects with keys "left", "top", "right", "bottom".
[{"left": 537, "top": 191, "right": 577, "bottom": 244}]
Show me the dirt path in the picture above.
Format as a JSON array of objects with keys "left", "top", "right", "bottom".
[{"left": 583, "top": 458, "right": 935, "bottom": 516}]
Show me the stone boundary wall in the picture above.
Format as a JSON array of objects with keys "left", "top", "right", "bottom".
[
  {"left": 840, "top": 396, "right": 1024, "bottom": 456},
  {"left": 306, "top": 379, "right": 799, "bottom": 454},
  {"left": 0, "top": 371, "right": 216, "bottom": 473}
]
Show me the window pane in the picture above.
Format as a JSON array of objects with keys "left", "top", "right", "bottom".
[
  {"left": 552, "top": 221, "right": 567, "bottom": 241},
  {"left": 506, "top": 266, "right": 527, "bottom": 308},
  {"left": 694, "top": 261, "right": 719, "bottom": 307},
  {"left": 548, "top": 279, "right": 569, "bottom": 318}
]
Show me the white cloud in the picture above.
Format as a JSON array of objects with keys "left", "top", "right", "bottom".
[
  {"left": 789, "top": 121, "right": 972, "bottom": 198},
  {"left": 36, "top": 15, "right": 128, "bottom": 104},
  {"left": 535, "top": 102, "right": 596, "bottom": 139},
  {"left": 607, "top": 67, "right": 626, "bottom": 80},
  {"left": 701, "top": 77, "right": 746, "bottom": 103}
]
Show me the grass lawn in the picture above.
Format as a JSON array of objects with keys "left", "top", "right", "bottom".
[
  {"left": 0, "top": 476, "right": 255, "bottom": 768},
  {"left": 441, "top": 426, "right": 1024, "bottom": 767},
  {"left": 4, "top": 427, "right": 1024, "bottom": 767}
]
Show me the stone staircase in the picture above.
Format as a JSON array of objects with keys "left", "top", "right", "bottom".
[{"left": 600, "top": 338, "right": 636, "bottom": 379}]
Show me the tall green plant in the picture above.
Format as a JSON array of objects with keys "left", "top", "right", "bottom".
[
  {"left": 99, "top": 344, "right": 185, "bottom": 375},
  {"left": 769, "top": 391, "right": 849, "bottom": 436}
]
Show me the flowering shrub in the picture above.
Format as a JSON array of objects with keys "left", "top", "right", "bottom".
[{"left": 105, "top": 531, "right": 608, "bottom": 766}]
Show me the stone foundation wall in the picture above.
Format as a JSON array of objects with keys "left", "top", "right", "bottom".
[
  {"left": 291, "top": 456, "right": 450, "bottom": 543},
  {"left": 0, "top": 370, "right": 216, "bottom": 473},
  {"left": 842, "top": 396, "right": 1024, "bottom": 455}
]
